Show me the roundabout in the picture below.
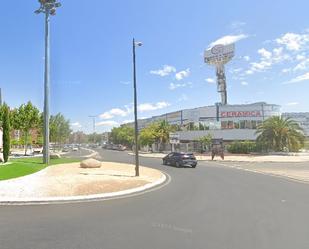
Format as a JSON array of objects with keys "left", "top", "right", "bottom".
[
  {"left": 0, "top": 156, "right": 167, "bottom": 205},
  {"left": 1, "top": 149, "right": 309, "bottom": 249}
]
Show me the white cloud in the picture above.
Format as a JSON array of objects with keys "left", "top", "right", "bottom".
[
  {"left": 121, "top": 120, "right": 134, "bottom": 124},
  {"left": 120, "top": 81, "right": 130, "bottom": 85},
  {"left": 296, "top": 54, "right": 306, "bottom": 61},
  {"left": 175, "top": 68, "right": 190, "bottom": 81},
  {"left": 276, "top": 32, "right": 309, "bottom": 51},
  {"left": 100, "top": 108, "right": 129, "bottom": 119},
  {"left": 248, "top": 46, "right": 290, "bottom": 74},
  {"left": 282, "top": 68, "right": 291, "bottom": 73},
  {"left": 169, "top": 82, "right": 192, "bottom": 90},
  {"left": 209, "top": 34, "right": 249, "bottom": 48},
  {"left": 286, "top": 102, "right": 299, "bottom": 106},
  {"left": 150, "top": 65, "right": 176, "bottom": 77},
  {"left": 205, "top": 78, "right": 215, "bottom": 83},
  {"left": 96, "top": 121, "right": 119, "bottom": 127},
  {"left": 138, "top": 101, "right": 170, "bottom": 112},
  {"left": 243, "top": 56, "right": 250, "bottom": 61},
  {"left": 245, "top": 70, "right": 254, "bottom": 75},
  {"left": 100, "top": 112, "right": 113, "bottom": 119},
  {"left": 258, "top": 48, "right": 272, "bottom": 60},
  {"left": 178, "top": 94, "right": 188, "bottom": 102},
  {"left": 229, "top": 68, "right": 243, "bottom": 74},
  {"left": 293, "top": 58, "right": 309, "bottom": 71},
  {"left": 70, "top": 122, "right": 82, "bottom": 128},
  {"left": 241, "top": 81, "right": 248, "bottom": 86},
  {"left": 230, "top": 21, "right": 246, "bottom": 31},
  {"left": 100, "top": 101, "right": 170, "bottom": 119},
  {"left": 284, "top": 72, "right": 309, "bottom": 84}
]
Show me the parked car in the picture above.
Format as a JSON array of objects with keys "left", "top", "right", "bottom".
[
  {"left": 163, "top": 152, "right": 197, "bottom": 168},
  {"left": 62, "top": 147, "right": 70, "bottom": 152},
  {"left": 104, "top": 144, "right": 114, "bottom": 150},
  {"left": 116, "top": 145, "right": 127, "bottom": 151}
]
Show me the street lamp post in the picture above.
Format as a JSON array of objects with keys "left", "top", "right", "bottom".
[
  {"left": 133, "top": 38, "right": 142, "bottom": 177},
  {"left": 89, "top": 115, "right": 97, "bottom": 144},
  {"left": 35, "top": 0, "right": 61, "bottom": 165}
]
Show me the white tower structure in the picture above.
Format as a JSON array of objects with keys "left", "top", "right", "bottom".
[{"left": 204, "top": 44, "right": 235, "bottom": 105}]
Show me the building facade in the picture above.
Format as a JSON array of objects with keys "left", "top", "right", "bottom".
[
  {"left": 125, "top": 102, "right": 281, "bottom": 142},
  {"left": 282, "top": 112, "right": 309, "bottom": 137}
]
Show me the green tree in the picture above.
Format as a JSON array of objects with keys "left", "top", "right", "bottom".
[
  {"left": 50, "top": 113, "right": 71, "bottom": 147},
  {"left": 256, "top": 116, "right": 305, "bottom": 152},
  {"left": 12, "top": 102, "right": 40, "bottom": 155},
  {"left": 199, "top": 134, "right": 212, "bottom": 152},
  {"left": 139, "top": 120, "right": 176, "bottom": 151},
  {"left": 155, "top": 120, "right": 174, "bottom": 145},
  {"left": 110, "top": 126, "right": 134, "bottom": 147},
  {"left": 87, "top": 133, "right": 103, "bottom": 144},
  {"left": 139, "top": 127, "right": 156, "bottom": 147},
  {"left": 2, "top": 103, "right": 11, "bottom": 162}
]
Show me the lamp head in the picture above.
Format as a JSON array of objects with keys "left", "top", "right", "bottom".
[{"left": 135, "top": 42, "right": 143, "bottom": 47}]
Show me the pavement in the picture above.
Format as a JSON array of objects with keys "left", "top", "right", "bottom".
[
  {"left": 218, "top": 161, "right": 309, "bottom": 183},
  {"left": 1, "top": 149, "right": 309, "bottom": 249}
]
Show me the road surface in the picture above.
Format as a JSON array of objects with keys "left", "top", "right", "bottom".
[{"left": 1, "top": 149, "right": 309, "bottom": 249}]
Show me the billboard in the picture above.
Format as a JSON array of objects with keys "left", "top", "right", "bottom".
[{"left": 204, "top": 44, "right": 235, "bottom": 65}]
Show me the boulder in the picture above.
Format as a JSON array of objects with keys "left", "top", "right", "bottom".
[
  {"left": 80, "top": 158, "right": 101, "bottom": 168},
  {"left": 50, "top": 153, "right": 61, "bottom": 159}
]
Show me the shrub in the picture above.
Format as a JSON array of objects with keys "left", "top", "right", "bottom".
[{"left": 227, "top": 141, "right": 257, "bottom": 154}]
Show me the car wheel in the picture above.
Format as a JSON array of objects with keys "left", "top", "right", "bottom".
[
  {"left": 163, "top": 160, "right": 167, "bottom": 165},
  {"left": 192, "top": 164, "right": 197, "bottom": 168},
  {"left": 175, "top": 161, "right": 181, "bottom": 168}
]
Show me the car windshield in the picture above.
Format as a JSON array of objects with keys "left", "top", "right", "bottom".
[{"left": 1, "top": 1, "right": 309, "bottom": 249}]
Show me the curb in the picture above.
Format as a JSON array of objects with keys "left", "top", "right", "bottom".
[
  {"left": 0, "top": 171, "right": 170, "bottom": 206},
  {"left": 81, "top": 148, "right": 98, "bottom": 158}
]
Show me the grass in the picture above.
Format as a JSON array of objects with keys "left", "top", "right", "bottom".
[{"left": 0, "top": 157, "right": 80, "bottom": 181}]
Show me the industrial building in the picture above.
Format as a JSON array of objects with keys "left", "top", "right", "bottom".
[
  {"left": 282, "top": 112, "right": 309, "bottom": 137},
  {"left": 125, "top": 102, "right": 281, "bottom": 142}
]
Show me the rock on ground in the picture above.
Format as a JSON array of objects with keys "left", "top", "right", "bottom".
[{"left": 80, "top": 158, "right": 102, "bottom": 168}]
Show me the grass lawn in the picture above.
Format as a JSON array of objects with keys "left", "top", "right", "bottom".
[{"left": 0, "top": 157, "right": 80, "bottom": 181}]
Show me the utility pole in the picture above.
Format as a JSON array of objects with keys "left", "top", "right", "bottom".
[
  {"left": 132, "top": 38, "right": 142, "bottom": 177},
  {"left": 35, "top": 0, "right": 61, "bottom": 165},
  {"left": 89, "top": 115, "right": 97, "bottom": 144}
]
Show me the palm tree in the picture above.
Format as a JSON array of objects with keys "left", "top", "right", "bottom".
[
  {"left": 154, "top": 120, "right": 175, "bottom": 151},
  {"left": 256, "top": 116, "right": 305, "bottom": 152}
]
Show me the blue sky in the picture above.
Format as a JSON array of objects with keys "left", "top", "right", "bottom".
[{"left": 1, "top": 0, "right": 308, "bottom": 133}]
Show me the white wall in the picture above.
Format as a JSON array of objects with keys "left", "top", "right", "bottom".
[{"left": 176, "top": 129, "right": 257, "bottom": 141}]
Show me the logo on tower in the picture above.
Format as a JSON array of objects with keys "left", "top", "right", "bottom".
[{"left": 211, "top": 44, "right": 224, "bottom": 55}]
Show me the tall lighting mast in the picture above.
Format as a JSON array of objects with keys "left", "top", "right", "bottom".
[{"left": 35, "top": 0, "right": 61, "bottom": 164}]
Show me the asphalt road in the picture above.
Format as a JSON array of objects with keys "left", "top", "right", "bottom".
[{"left": 1, "top": 149, "right": 309, "bottom": 249}]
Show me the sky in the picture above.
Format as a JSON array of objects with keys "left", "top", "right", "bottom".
[{"left": 0, "top": 0, "right": 308, "bottom": 133}]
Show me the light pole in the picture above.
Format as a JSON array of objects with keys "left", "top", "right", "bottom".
[
  {"left": 35, "top": 0, "right": 61, "bottom": 165},
  {"left": 89, "top": 115, "right": 97, "bottom": 144},
  {"left": 133, "top": 38, "right": 142, "bottom": 177}
]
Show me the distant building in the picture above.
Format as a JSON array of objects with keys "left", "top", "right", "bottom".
[
  {"left": 124, "top": 102, "right": 281, "bottom": 142},
  {"left": 282, "top": 112, "right": 309, "bottom": 137}
]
